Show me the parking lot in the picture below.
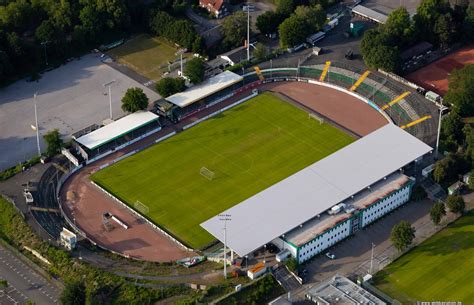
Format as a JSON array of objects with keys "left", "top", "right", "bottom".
[
  {"left": 0, "top": 53, "right": 160, "bottom": 171},
  {"left": 0, "top": 243, "right": 61, "bottom": 305},
  {"left": 298, "top": 198, "right": 436, "bottom": 288}
]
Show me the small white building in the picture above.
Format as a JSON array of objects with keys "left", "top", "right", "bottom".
[{"left": 60, "top": 228, "right": 77, "bottom": 250}]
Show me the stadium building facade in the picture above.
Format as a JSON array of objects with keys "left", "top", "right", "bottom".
[{"left": 276, "top": 172, "right": 414, "bottom": 263}]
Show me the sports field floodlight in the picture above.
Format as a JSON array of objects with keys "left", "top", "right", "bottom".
[
  {"left": 219, "top": 213, "right": 231, "bottom": 279},
  {"left": 33, "top": 93, "right": 41, "bottom": 157},
  {"left": 103, "top": 80, "right": 116, "bottom": 120}
]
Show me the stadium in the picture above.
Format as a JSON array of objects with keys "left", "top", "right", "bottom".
[{"left": 58, "top": 62, "right": 438, "bottom": 263}]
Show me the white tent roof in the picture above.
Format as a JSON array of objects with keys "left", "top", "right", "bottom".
[
  {"left": 75, "top": 111, "right": 159, "bottom": 150},
  {"left": 201, "top": 124, "right": 432, "bottom": 256},
  {"left": 165, "top": 71, "right": 243, "bottom": 108}
]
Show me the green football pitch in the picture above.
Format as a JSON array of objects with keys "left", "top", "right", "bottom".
[
  {"left": 91, "top": 93, "right": 354, "bottom": 249},
  {"left": 373, "top": 211, "right": 474, "bottom": 303}
]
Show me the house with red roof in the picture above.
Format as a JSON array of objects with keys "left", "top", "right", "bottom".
[{"left": 199, "top": 0, "right": 229, "bottom": 18}]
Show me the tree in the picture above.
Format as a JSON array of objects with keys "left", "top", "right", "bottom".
[
  {"left": 294, "top": 5, "right": 326, "bottom": 34},
  {"left": 440, "top": 111, "right": 464, "bottom": 149},
  {"left": 256, "top": 11, "right": 284, "bottom": 35},
  {"left": 434, "top": 13, "right": 456, "bottom": 48},
  {"left": 464, "top": 6, "right": 474, "bottom": 42},
  {"left": 432, "top": 153, "right": 469, "bottom": 184},
  {"left": 60, "top": 281, "right": 86, "bottom": 305},
  {"left": 276, "top": 0, "right": 294, "bottom": 17},
  {"left": 279, "top": 15, "right": 308, "bottom": 48},
  {"left": 360, "top": 29, "right": 400, "bottom": 72},
  {"left": 43, "top": 129, "right": 63, "bottom": 158},
  {"left": 411, "top": 185, "right": 427, "bottom": 201},
  {"left": 285, "top": 257, "right": 298, "bottom": 272},
  {"left": 121, "top": 88, "right": 149, "bottom": 112},
  {"left": 155, "top": 77, "right": 185, "bottom": 97},
  {"left": 430, "top": 202, "right": 446, "bottom": 225},
  {"left": 446, "top": 195, "right": 465, "bottom": 214},
  {"left": 444, "top": 64, "right": 474, "bottom": 117},
  {"left": 391, "top": 220, "right": 416, "bottom": 252},
  {"left": 253, "top": 43, "right": 268, "bottom": 62},
  {"left": 149, "top": 11, "right": 174, "bottom": 36},
  {"left": 383, "top": 7, "right": 414, "bottom": 47},
  {"left": 184, "top": 57, "right": 205, "bottom": 84},
  {"left": 221, "top": 11, "right": 247, "bottom": 48},
  {"left": 414, "top": 0, "right": 452, "bottom": 43}
]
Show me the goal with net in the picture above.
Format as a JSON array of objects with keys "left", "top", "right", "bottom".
[
  {"left": 309, "top": 113, "right": 324, "bottom": 124},
  {"left": 200, "top": 167, "right": 215, "bottom": 180},
  {"left": 134, "top": 200, "right": 149, "bottom": 215}
]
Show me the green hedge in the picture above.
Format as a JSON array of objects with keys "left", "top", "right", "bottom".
[{"left": 0, "top": 156, "right": 41, "bottom": 181}]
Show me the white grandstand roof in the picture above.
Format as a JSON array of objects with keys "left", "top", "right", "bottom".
[
  {"left": 352, "top": 5, "right": 388, "bottom": 24},
  {"left": 165, "top": 71, "right": 243, "bottom": 108},
  {"left": 75, "top": 111, "right": 159, "bottom": 150},
  {"left": 201, "top": 124, "right": 432, "bottom": 256}
]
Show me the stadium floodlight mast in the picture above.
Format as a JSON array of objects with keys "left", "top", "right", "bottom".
[
  {"left": 247, "top": 6, "right": 250, "bottom": 61},
  {"left": 103, "top": 80, "right": 116, "bottom": 120},
  {"left": 435, "top": 99, "right": 443, "bottom": 159},
  {"left": 219, "top": 213, "right": 231, "bottom": 279},
  {"left": 33, "top": 93, "right": 41, "bottom": 156}
]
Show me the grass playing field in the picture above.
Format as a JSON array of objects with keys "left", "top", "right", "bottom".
[
  {"left": 107, "top": 34, "right": 187, "bottom": 80},
  {"left": 373, "top": 210, "right": 474, "bottom": 303},
  {"left": 91, "top": 93, "right": 354, "bottom": 249}
]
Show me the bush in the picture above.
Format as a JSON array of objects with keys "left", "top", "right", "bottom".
[
  {"left": 0, "top": 156, "right": 41, "bottom": 181},
  {"left": 411, "top": 185, "right": 427, "bottom": 201},
  {"left": 155, "top": 77, "right": 185, "bottom": 97}
]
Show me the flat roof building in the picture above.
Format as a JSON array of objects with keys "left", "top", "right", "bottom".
[
  {"left": 201, "top": 124, "right": 432, "bottom": 259},
  {"left": 306, "top": 275, "right": 386, "bottom": 304},
  {"left": 352, "top": 5, "right": 388, "bottom": 24},
  {"left": 165, "top": 71, "right": 243, "bottom": 108}
]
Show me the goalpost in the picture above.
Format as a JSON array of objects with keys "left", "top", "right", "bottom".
[
  {"left": 134, "top": 200, "right": 149, "bottom": 215},
  {"left": 309, "top": 113, "right": 324, "bottom": 124},
  {"left": 200, "top": 167, "right": 215, "bottom": 181}
]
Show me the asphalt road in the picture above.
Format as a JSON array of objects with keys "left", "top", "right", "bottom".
[{"left": 0, "top": 243, "right": 61, "bottom": 305}]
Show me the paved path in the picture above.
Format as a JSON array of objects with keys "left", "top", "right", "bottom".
[{"left": 0, "top": 243, "right": 61, "bottom": 305}]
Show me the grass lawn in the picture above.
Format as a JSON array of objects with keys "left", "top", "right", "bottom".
[
  {"left": 107, "top": 34, "right": 181, "bottom": 80},
  {"left": 373, "top": 210, "right": 474, "bottom": 303},
  {"left": 91, "top": 93, "right": 354, "bottom": 249}
]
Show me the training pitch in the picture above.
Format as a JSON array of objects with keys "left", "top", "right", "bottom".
[
  {"left": 91, "top": 93, "right": 354, "bottom": 249},
  {"left": 107, "top": 34, "right": 186, "bottom": 80},
  {"left": 373, "top": 211, "right": 474, "bottom": 303}
]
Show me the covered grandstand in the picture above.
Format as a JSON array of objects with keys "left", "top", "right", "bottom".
[
  {"left": 201, "top": 124, "right": 432, "bottom": 262},
  {"left": 73, "top": 111, "right": 161, "bottom": 160},
  {"left": 165, "top": 71, "right": 243, "bottom": 122}
]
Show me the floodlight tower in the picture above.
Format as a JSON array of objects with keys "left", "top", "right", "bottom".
[
  {"left": 435, "top": 99, "right": 443, "bottom": 159},
  {"left": 33, "top": 93, "right": 41, "bottom": 156},
  {"left": 247, "top": 6, "right": 250, "bottom": 61},
  {"left": 103, "top": 80, "right": 116, "bottom": 120},
  {"left": 219, "top": 213, "right": 232, "bottom": 279}
]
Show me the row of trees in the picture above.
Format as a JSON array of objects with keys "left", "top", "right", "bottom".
[
  {"left": 361, "top": 0, "right": 474, "bottom": 72},
  {"left": 429, "top": 195, "right": 465, "bottom": 225},
  {"left": 433, "top": 64, "right": 474, "bottom": 186},
  {"left": 0, "top": 0, "right": 136, "bottom": 85}
]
